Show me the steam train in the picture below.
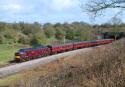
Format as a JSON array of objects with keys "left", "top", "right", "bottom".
[{"left": 15, "top": 39, "right": 114, "bottom": 62}]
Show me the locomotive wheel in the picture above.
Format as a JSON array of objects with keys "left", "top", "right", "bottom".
[
  {"left": 20, "top": 59, "right": 26, "bottom": 62},
  {"left": 16, "top": 59, "right": 21, "bottom": 63},
  {"left": 39, "top": 55, "right": 41, "bottom": 58},
  {"left": 40, "top": 55, "right": 44, "bottom": 57},
  {"left": 28, "top": 58, "right": 31, "bottom": 61},
  {"left": 33, "top": 56, "right": 36, "bottom": 59},
  {"left": 31, "top": 57, "right": 34, "bottom": 60},
  {"left": 45, "top": 54, "right": 48, "bottom": 56},
  {"left": 25, "top": 58, "right": 29, "bottom": 61},
  {"left": 25, "top": 58, "right": 28, "bottom": 61}
]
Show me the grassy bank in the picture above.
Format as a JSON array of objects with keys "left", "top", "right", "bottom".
[{"left": 0, "top": 44, "right": 29, "bottom": 65}]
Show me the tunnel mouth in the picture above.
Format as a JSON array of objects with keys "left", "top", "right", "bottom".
[{"left": 102, "top": 32, "right": 125, "bottom": 40}]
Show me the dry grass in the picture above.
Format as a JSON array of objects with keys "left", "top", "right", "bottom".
[{"left": 9, "top": 39, "right": 125, "bottom": 87}]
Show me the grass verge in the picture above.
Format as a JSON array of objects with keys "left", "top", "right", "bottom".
[{"left": 0, "top": 44, "right": 29, "bottom": 65}]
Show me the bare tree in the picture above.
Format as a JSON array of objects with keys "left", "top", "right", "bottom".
[
  {"left": 86, "top": 0, "right": 125, "bottom": 17},
  {"left": 110, "top": 16, "right": 122, "bottom": 25}
]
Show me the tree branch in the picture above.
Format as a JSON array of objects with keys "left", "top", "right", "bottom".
[{"left": 86, "top": 0, "right": 125, "bottom": 16}]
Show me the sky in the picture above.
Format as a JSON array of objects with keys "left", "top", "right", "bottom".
[{"left": 0, "top": 0, "right": 124, "bottom": 24}]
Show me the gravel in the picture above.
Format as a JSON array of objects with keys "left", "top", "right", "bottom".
[{"left": 0, "top": 48, "right": 92, "bottom": 78}]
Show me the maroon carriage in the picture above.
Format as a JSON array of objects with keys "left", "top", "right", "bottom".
[
  {"left": 73, "top": 41, "right": 91, "bottom": 49},
  {"left": 48, "top": 43, "right": 73, "bottom": 54}
]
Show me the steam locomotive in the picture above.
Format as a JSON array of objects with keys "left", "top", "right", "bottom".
[{"left": 15, "top": 39, "right": 114, "bottom": 62}]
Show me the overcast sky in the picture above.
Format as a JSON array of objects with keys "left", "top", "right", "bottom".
[{"left": 0, "top": 0, "right": 124, "bottom": 24}]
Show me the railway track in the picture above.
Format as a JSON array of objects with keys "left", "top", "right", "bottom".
[{"left": 0, "top": 47, "right": 93, "bottom": 78}]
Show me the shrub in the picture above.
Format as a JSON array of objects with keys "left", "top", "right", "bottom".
[
  {"left": 18, "top": 35, "right": 30, "bottom": 44},
  {"left": 10, "top": 39, "right": 125, "bottom": 87},
  {"left": 30, "top": 31, "right": 48, "bottom": 46},
  {"left": 0, "top": 34, "right": 5, "bottom": 44}
]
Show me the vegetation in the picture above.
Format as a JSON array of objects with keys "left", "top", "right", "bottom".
[
  {"left": 0, "top": 44, "right": 29, "bottom": 65},
  {"left": 0, "top": 39, "right": 125, "bottom": 87},
  {"left": 86, "top": 0, "right": 125, "bottom": 16},
  {"left": 0, "top": 22, "right": 93, "bottom": 46},
  {"left": 0, "top": 21, "right": 125, "bottom": 64},
  {"left": 0, "top": 0, "right": 125, "bottom": 86},
  {"left": 0, "top": 21, "right": 94, "bottom": 64},
  {"left": 0, "top": 21, "right": 124, "bottom": 46}
]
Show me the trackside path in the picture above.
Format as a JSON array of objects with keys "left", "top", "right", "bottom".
[{"left": 0, "top": 47, "right": 93, "bottom": 78}]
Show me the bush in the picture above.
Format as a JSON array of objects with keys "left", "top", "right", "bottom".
[
  {"left": 18, "top": 34, "right": 30, "bottom": 44},
  {"left": 43, "top": 23, "right": 56, "bottom": 38},
  {"left": 55, "top": 29, "right": 65, "bottom": 40},
  {"left": 11, "top": 39, "right": 125, "bottom": 87},
  {"left": 3, "top": 29, "right": 17, "bottom": 39},
  {"left": 30, "top": 31, "right": 48, "bottom": 46},
  {"left": 0, "top": 34, "right": 5, "bottom": 44}
]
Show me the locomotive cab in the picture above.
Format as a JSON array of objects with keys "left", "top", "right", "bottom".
[
  {"left": 15, "top": 52, "right": 20, "bottom": 60},
  {"left": 15, "top": 52, "right": 21, "bottom": 62},
  {"left": 15, "top": 48, "right": 29, "bottom": 62},
  {"left": 15, "top": 51, "right": 28, "bottom": 62}
]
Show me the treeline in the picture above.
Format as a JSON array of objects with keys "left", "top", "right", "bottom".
[
  {"left": 0, "top": 22, "right": 93, "bottom": 46},
  {"left": 93, "top": 23, "right": 125, "bottom": 33}
]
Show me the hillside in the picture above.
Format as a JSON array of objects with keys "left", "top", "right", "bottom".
[
  {"left": 0, "top": 39, "right": 124, "bottom": 87},
  {"left": 0, "top": 22, "right": 93, "bottom": 65},
  {"left": 0, "top": 22, "right": 92, "bottom": 45}
]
